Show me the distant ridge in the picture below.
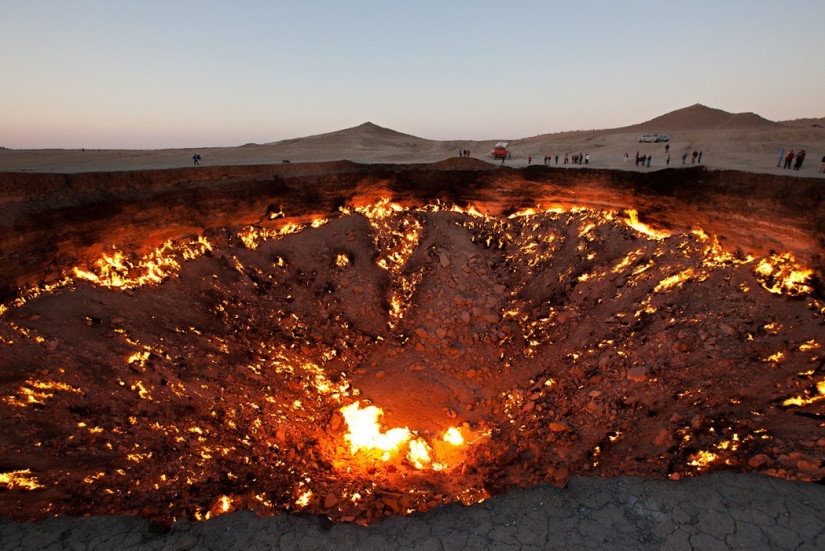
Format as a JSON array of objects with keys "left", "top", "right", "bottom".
[
  {"left": 625, "top": 104, "right": 778, "bottom": 132},
  {"left": 259, "top": 105, "right": 811, "bottom": 153}
]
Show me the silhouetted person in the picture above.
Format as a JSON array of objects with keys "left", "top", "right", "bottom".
[{"left": 784, "top": 150, "right": 794, "bottom": 169}]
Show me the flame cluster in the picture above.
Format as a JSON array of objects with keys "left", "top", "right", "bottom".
[
  {"left": 755, "top": 253, "right": 813, "bottom": 296},
  {"left": 340, "top": 401, "right": 465, "bottom": 470},
  {"left": 72, "top": 237, "right": 212, "bottom": 289}
]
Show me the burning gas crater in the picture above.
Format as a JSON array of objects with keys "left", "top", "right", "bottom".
[{"left": 1, "top": 199, "right": 823, "bottom": 526}]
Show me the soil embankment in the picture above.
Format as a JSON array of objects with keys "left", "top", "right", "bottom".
[{"left": 1, "top": 160, "right": 823, "bottom": 300}]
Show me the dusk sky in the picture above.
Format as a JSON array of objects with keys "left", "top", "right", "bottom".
[{"left": 2, "top": 1, "right": 823, "bottom": 149}]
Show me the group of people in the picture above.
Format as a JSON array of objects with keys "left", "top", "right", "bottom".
[
  {"left": 562, "top": 153, "right": 589, "bottom": 165},
  {"left": 634, "top": 152, "right": 653, "bottom": 167},
  {"left": 531, "top": 153, "right": 591, "bottom": 165},
  {"left": 458, "top": 149, "right": 471, "bottom": 158},
  {"left": 778, "top": 149, "right": 807, "bottom": 170},
  {"left": 627, "top": 148, "right": 702, "bottom": 168}
]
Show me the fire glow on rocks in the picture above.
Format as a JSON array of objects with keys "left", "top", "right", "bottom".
[{"left": 0, "top": 200, "right": 823, "bottom": 527}]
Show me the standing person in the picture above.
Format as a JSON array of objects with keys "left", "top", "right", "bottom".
[
  {"left": 624, "top": 152, "right": 629, "bottom": 163},
  {"left": 585, "top": 153, "right": 590, "bottom": 164},
  {"left": 665, "top": 143, "right": 670, "bottom": 153},
  {"left": 820, "top": 154, "right": 825, "bottom": 173},
  {"left": 682, "top": 152, "right": 687, "bottom": 165},
  {"left": 784, "top": 150, "right": 795, "bottom": 169},
  {"left": 794, "top": 149, "right": 806, "bottom": 170},
  {"left": 698, "top": 151, "right": 703, "bottom": 164},
  {"left": 667, "top": 153, "right": 671, "bottom": 165},
  {"left": 544, "top": 155, "right": 548, "bottom": 165},
  {"left": 555, "top": 155, "right": 559, "bottom": 164},
  {"left": 778, "top": 149, "right": 785, "bottom": 167},
  {"left": 193, "top": 154, "right": 200, "bottom": 166},
  {"left": 692, "top": 151, "right": 698, "bottom": 164},
  {"left": 647, "top": 155, "right": 652, "bottom": 168},
  {"left": 635, "top": 152, "right": 640, "bottom": 166},
  {"left": 528, "top": 155, "right": 532, "bottom": 165}
]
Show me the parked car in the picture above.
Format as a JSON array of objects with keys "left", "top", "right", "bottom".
[
  {"left": 638, "top": 133, "right": 670, "bottom": 143},
  {"left": 491, "top": 142, "right": 510, "bottom": 159}
]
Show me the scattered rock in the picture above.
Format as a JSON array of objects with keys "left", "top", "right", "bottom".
[
  {"left": 626, "top": 366, "right": 648, "bottom": 382},
  {"left": 719, "top": 323, "right": 737, "bottom": 337},
  {"left": 653, "top": 428, "right": 675, "bottom": 448}
]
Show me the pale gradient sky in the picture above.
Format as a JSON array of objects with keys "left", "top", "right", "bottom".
[{"left": 2, "top": 0, "right": 823, "bottom": 149}]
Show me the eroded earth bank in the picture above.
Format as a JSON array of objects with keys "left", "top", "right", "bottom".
[{"left": 1, "top": 160, "right": 824, "bottom": 534}]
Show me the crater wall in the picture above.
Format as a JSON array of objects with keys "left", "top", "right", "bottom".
[{"left": 1, "top": 160, "right": 822, "bottom": 299}]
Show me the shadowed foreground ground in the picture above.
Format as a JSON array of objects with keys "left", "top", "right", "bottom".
[{"left": 3, "top": 473, "right": 825, "bottom": 550}]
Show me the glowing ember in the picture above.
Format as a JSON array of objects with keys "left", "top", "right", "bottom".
[
  {"left": 782, "top": 381, "right": 825, "bottom": 407},
  {"left": 654, "top": 268, "right": 694, "bottom": 293},
  {"left": 625, "top": 209, "right": 671, "bottom": 240},
  {"left": 295, "top": 489, "right": 313, "bottom": 508},
  {"left": 0, "top": 470, "right": 43, "bottom": 490},
  {"left": 688, "top": 450, "right": 719, "bottom": 468},
  {"left": 755, "top": 254, "right": 813, "bottom": 296}
]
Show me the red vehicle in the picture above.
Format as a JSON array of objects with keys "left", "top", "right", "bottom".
[{"left": 491, "top": 142, "right": 510, "bottom": 160}]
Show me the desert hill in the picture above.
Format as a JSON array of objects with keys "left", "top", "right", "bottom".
[
  {"left": 623, "top": 103, "right": 779, "bottom": 132},
  {"left": 0, "top": 104, "right": 822, "bottom": 174},
  {"left": 272, "top": 121, "right": 429, "bottom": 146}
]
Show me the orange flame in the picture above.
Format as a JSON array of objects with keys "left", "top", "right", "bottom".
[{"left": 341, "top": 401, "right": 412, "bottom": 459}]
